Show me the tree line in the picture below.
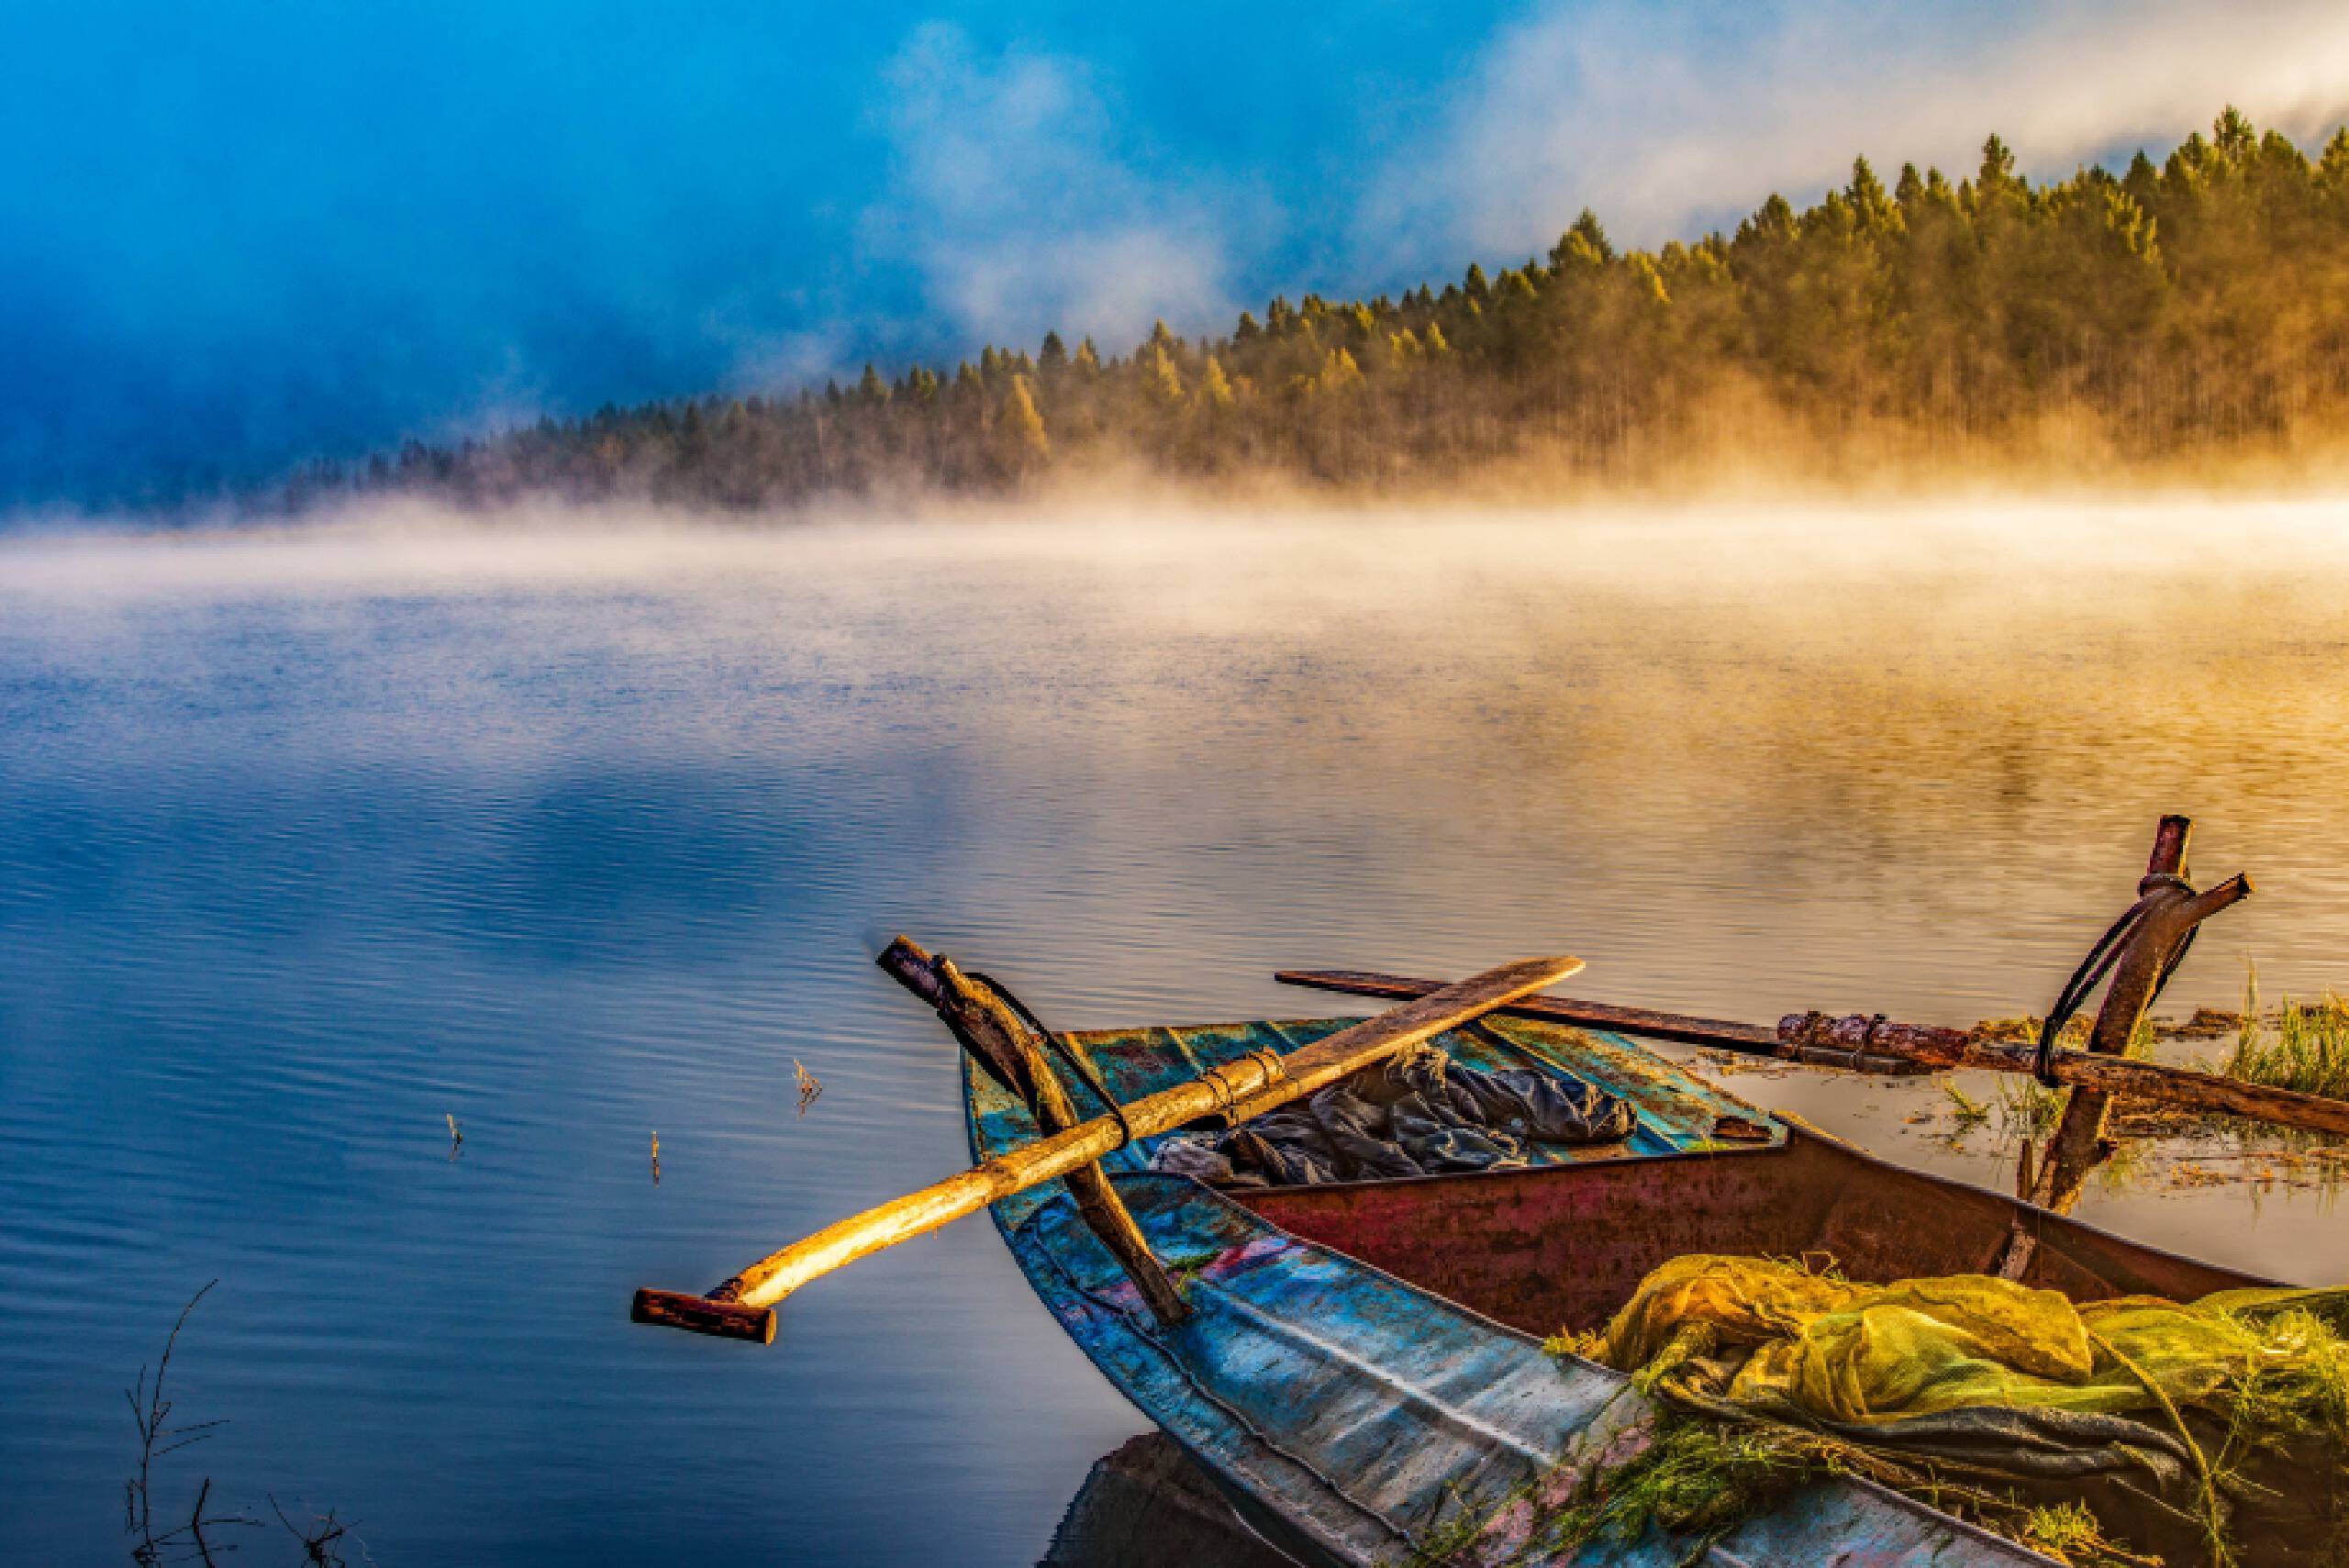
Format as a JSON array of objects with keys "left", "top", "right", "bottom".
[{"left": 290, "top": 107, "right": 2349, "bottom": 509}]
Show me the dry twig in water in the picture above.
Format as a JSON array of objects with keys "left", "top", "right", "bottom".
[
  {"left": 270, "top": 1496, "right": 354, "bottom": 1567},
  {"left": 125, "top": 1281, "right": 258, "bottom": 1565}
]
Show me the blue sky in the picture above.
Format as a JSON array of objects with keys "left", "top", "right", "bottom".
[{"left": 5, "top": 1, "right": 2346, "bottom": 508}]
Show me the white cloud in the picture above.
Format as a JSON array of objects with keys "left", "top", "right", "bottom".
[
  {"left": 861, "top": 23, "right": 1242, "bottom": 355},
  {"left": 1364, "top": 0, "right": 2349, "bottom": 268}
]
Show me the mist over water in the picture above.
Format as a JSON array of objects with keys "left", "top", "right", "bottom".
[{"left": 6, "top": 497, "right": 2349, "bottom": 1564}]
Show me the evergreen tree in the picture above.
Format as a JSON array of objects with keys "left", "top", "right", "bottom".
[
  {"left": 1199, "top": 356, "right": 1235, "bottom": 409},
  {"left": 1978, "top": 133, "right": 2019, "bottom": 195},
  {"left": 1150, "top": 346, "right": 1186, "bottom": 406},
  {"left": 2214, "top": 105, "right": 2256, "bottom": 163},
  {"left": 1847, "top": 157, "right": 1898, "bottom": 230},
  {"left": 1570, "top": 207, "right": 1616, "bottom": 262},
  {"left": 997, "top": 375, "right": 1049, "bottom": 475},
  {"left": 2321, "top": 128, "right": 2349, "bottom": 190}
]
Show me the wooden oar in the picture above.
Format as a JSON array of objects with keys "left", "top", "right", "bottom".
[
  {"left": 1278, "top": 967, "right": 2349, "bottom": 1140},
  {"left": 632, "top": 952, "right": 1583, "bottom": 1342},
  {"left": 1275, "top": 968, "right": 1929, "bottom": 1073}
]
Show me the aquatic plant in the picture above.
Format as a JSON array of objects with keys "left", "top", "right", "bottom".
[
  {"left": 2021, "top": 1502, "right": 2161, "bottom": 1568},
  {"left": 1994, "top": 1074, "right": 2065, "bottom": 1140},
  {"left": 2226, "top": 970, "right": 2349, "bottom": 1100}
]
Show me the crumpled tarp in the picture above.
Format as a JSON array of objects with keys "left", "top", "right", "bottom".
[
  {"left": 1150, "top": 1044, "right": 1632, "bottom": 1187},
  {"left": 1587, "top": 1252, "right": 2349, "bottom": 1565}
]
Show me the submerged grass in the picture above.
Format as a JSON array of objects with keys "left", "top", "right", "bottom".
[{"left": 1930, "top": 1069, "right": 2061, "bottom": 1145}]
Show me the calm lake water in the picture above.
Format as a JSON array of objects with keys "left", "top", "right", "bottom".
[{"left": 6, "top": 498, "right": 2349, "bottom": 1564}]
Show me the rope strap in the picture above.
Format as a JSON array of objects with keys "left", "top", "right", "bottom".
[{"left": 2031, "top": 875, "right": 2199, "bottom": 1087}]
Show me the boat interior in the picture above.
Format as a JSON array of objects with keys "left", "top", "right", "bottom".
[{"left": 1245, "top": 1123, "right": 2271, "bottom": 1339}]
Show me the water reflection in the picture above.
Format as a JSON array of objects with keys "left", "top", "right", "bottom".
[{"left": 1040, "top": 1435, "right": 1295, "bottom": 1568}]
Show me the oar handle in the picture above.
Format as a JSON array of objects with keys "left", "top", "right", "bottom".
[{"left": 630, "top": 1288, "right": 776, "bottom": 1343}]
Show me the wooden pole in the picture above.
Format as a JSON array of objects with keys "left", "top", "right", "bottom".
[
  {"left": 1279, "top": 966, "right": 2349, "bottom": 1139},
  {"left": 2028, "top": 880, "right": 2250, "bottom": 1210},
  {"left": 632, "top": 951, "right": 1584, "bottom": 1341},
  {"left": 1993, "top": 819, "right": 2249, "bottom": 1276},
  {"left": 2024, "top": 820, "right": 2221, "bottom": 1211}
]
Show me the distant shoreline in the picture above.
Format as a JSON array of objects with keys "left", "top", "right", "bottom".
[{"left": 222, "top": 107, "right": 2349, "bottom": 527}]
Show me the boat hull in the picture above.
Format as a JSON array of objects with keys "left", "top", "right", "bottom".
[
  {"left": 968, "top": 1016, "right": 2279, "bottom": 1564},
  {"left": 1008, "top": 1168, "right": 2059, "bottom": 1565}
]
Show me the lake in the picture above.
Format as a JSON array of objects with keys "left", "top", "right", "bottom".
[{"left": 6, "top": 496, "right": 2349, "bottom": 1564}]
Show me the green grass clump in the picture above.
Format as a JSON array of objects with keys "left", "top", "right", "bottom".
[
  {"left": 2226, "top": 969, "right": 2349, "bottom": 1099},
  {"left": 1419, "top": 1414, "right": 2161, "bottom": 1566},
  {"left": 2212, "top": 1299, "right": 2349, "bottom": 1463},
  {"left": 1507, "top": 1419, "right": 1820, "bottom": 1562},
  {"left": 2021, "top": 1501, "right": 2160, "bottom": 1568},
  {"left": 1995, "top": 1074, "right": 2065, "bottom": 1139}
]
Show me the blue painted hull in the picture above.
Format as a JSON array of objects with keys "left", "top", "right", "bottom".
[{"left": 968, "top": 1018, "right": 2060, "bottom": 1566}]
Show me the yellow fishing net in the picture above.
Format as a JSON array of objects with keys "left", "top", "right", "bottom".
[
  {"left": 1581, "top": 1255, "right": 2349, "bottom": 1564},
  {"left": 1595, "top": 1252, "right": 2339, "bottom": 1428}
]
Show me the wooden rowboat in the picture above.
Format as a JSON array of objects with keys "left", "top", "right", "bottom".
[
  {"left": 963, "top": 1007, "right": 2276, "bottom": 1567},
  {"left": 632, "top": 821, "right": 2336, "bottom": 1562}
]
